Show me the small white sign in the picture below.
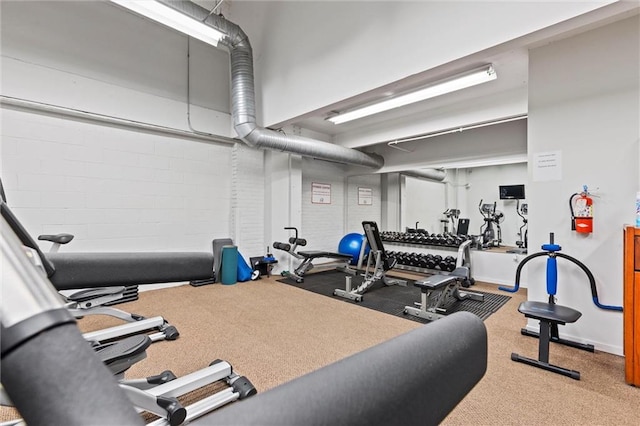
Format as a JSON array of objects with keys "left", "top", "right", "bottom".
[
  {"left": 533, "top": 150, "right": 562, "bottom": 182},
  {"left": 311, "top": 182, "right": 331, "bottom": 204},
  {"left": 358, "top": 187, "right": 373, "bottom": 205}
]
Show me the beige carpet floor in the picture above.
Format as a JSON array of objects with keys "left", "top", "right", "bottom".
[{"left": 3, "top": 273, "right": 639, "bottom": 424}]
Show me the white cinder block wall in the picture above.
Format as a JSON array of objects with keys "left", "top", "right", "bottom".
[
  {"left": 1, "top": 109, "right": 233, "bottom": 254},
  {"left": 301, "top": 159, "right": 348, "bottom": 252},
  {"left": 346, "top": 174, "right": 382, "bottom": 234}
]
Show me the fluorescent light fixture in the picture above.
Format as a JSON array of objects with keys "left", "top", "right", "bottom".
[
  {"left": 110, "top": 0, "right": 225, "bottom": 46},
  {"left": 328, "top": 65, "right": 497, "bottom": 125}
]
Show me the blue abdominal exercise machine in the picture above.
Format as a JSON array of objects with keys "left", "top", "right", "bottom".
[{"left": 499, "top": 232, "right": 621, "bottom": 380}]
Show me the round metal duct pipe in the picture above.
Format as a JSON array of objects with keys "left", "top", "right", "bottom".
[
  {"left": 401, "top": 169, "right": 447, "bottom": 182},
  {"left": 159, "top": 1, "right": 384, "bottom": 169}
]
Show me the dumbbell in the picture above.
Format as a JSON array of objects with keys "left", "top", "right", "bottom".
[
  {"left": 413, "top": 234, "right": 425, "bottom": 244},
  {"left": 410, "top": 253, "right": 423, "bottom": 267},
  {"left": 439, "top": 256, "right": 457, "bottom": 272},
  {"left": 425, "top": 255, "right": 439, "bottom": 269}
]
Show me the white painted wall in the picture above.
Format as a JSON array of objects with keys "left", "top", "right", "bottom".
[
  {"left": 228, "top": 1, "right": 613, "bottom": 126},
  {"left": 402, "top": 177, "right": 447, "bottom": 234},
  {"left": 471, "top": 250, "right": 528, "bottom": 287},
  {"left": 527, "top": 16, "right": 639, "bottom": 355}
]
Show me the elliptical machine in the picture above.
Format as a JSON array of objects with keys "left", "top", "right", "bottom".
[
  {"left": 508, "top": 200, "right": 528, "bottom": 254},
  {"left": 516, "top": 201, "right": 528, "bottom": 251},
  {"left": 478, "top": 200, "right": 504, "bottom": 248},
  {"left": 441, "top": 209, "right": 460, "bottom": 234}
]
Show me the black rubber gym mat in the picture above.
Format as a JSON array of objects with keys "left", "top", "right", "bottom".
[{"left": 277, "top": 270, "right": 511, "bottom": 324}]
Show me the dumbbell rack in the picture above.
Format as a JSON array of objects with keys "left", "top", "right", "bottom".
[{"left": 384, "top": 239, "right": 473, "bottom": 279}]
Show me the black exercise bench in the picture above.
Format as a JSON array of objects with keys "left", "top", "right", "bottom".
[{"left": 273, "top": 227, "right": 353, "bottom": 282}]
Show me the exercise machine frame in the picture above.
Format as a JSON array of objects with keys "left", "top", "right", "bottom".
[
  {"left": 404, "top": 266, "right": 484, "bottom": 322},
  {"left": 334, "top": 221, "right": 406, "bottom": 302},
  {"left": 499, "top": 232, "right": 607, "bottom": 380}
]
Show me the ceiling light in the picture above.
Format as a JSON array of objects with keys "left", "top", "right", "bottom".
[
  {"left": 328, "top": 65, "right": 497, "bottom": 125},
  {"left": 110, "top": 0, "right": 225, "bottom": 47}
]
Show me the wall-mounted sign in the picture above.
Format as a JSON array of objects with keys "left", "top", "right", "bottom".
[
  {"left": 533, "top": 150, "right": 562, "bottom": 182},
  {"left": 358, "top": 187, "right": 373, "bottom": 205},
  {"left": 311, "top": 182, "right": 331, "bottom": 204}
]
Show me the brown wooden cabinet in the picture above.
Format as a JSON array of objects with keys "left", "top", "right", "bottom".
[{"left": 623, "top": 225, "right": 640, "bottom": 386}]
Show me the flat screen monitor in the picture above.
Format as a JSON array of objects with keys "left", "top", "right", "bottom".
[{"left": 499, "top": 184, "right": 525, "bottom": 200}]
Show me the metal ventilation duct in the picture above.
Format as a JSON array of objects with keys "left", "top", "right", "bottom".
[
  {"left": 402, "top": 169, "right": 447, "bottom": 182},
  {"left": 159, "top": 1, "right": 383, "bottom": 169}
]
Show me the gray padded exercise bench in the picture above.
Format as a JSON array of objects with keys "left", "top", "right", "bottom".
[
  {"left": 404, "top": 266, "right": 484, "bottom": 322},
  {"left": 334, "top": 221, "right": 406, "bottom": 302}
]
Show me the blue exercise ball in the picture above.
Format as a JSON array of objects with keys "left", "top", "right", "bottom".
[{"left": 339, "top": 233, "right": 369, "bottom": 265}]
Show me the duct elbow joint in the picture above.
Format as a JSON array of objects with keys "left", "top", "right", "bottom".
[{"left": 234, "top": 122, "right": 258, "bottom": 142}]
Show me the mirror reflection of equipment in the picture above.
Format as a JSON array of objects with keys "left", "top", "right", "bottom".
[{"left": 478, "top": 200, "right": 504, "bottom": 248}]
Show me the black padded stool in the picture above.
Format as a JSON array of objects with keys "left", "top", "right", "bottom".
[{"left": 512, "top": 300, "right": 589, "bottom": 380}]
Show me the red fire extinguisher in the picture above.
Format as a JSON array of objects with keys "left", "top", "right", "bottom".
[{"left": 570, "top": 185, "right": 593, "bottom": 233}]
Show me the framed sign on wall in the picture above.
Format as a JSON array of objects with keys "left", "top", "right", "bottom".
[
  {"left": 358, "top": 187, "right": 372, "bottom": 205},
  {"left": 311, "top": 182, "right": 331, "bottom": 204}
]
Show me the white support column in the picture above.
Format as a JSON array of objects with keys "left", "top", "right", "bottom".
[
  {"left": 381, "top": 173, "right": 402, "bottom": 232},
  {"left": 265, "top": 151, "right": 302, "bottom": 274}
]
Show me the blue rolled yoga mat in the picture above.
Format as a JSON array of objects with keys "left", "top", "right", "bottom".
[{"left": 221, "top": 245, "right": 238, "bottom": 285}]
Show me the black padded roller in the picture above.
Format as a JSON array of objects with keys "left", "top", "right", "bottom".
[
  {"left": 288, "top": 237, "right": 307, "bottom": 246},
  {"left": 273, "top": 241, "right": 291, "bottom": 251}
]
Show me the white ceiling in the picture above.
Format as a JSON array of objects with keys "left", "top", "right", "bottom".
[
  {"left": 193, "top": 1, "right": 638, "bottom": 165},
  {"left": 274, "top": 2, "right": 639, "bottom": 152}
]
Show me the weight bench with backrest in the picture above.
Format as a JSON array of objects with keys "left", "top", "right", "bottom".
[
  {"left": 404, "top": 266, "right": 484, "bottom": 322},
  {"left": 333, "top": 221, "right": 406, "bottom": 302},
  {"left": 273, "top": 227, "right": 354, "bottom": 283}
]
